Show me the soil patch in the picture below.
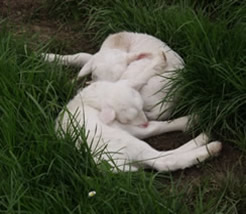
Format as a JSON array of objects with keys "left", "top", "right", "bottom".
[{"left": 1, "top": 0, "right": 96, "bottom": 53}]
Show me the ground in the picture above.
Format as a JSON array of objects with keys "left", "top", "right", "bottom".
[{"left": 1, "top": 0, "right": 245, "bottom": 185}]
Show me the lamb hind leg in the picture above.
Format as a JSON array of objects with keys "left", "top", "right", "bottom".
[
  {"left": 151, "top": 140, "right": 222, "bottom": 171},
  {"left": 122, "top": 134, "right": 221, "bottom": 172},
  {"left": 41, "top": 53, "right": 92, "bottom": 67},
  {"left": 102, "top": 133, "right": 221, "bottom": 172}
]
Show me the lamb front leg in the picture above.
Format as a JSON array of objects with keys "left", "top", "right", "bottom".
[
  {"left": 42, "top": 52, "right": 92, "bottom": 67},
  {"left": 117, "top": 116, "right": 189, "bottom": 139}
]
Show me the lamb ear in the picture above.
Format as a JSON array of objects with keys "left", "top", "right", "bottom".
[
  {"left": 77, "top": 57, "right": 94, "bottom": 78},
  {"left": 127, "top": 52, "right": 152, "bottom": 64},
  {"left": 99, "top": 106, "right": 116, "bottom": 124}
]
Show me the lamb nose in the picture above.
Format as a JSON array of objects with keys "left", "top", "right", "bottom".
[{"left": 140, "top": 122, "right": 149, "bottom": 128}]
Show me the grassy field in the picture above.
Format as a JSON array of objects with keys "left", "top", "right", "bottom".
[{"left": 0, "top": 0, "right": 246, "bottom": 213}]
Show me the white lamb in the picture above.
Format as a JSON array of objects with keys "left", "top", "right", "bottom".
[
  {"left": 43, "top": 32, "right": 184, "bottom": 120},
  {"left": 56, "top": 80, "right": 222, "bottom": 172}
]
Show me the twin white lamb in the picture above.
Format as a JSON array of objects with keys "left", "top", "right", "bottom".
[{"left": 44, "top": 32, "right": 222, "bottom": 172}]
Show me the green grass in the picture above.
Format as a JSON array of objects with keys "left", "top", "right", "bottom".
[{"left": 1, "top": 0, "right": 246, "bottom": 213}]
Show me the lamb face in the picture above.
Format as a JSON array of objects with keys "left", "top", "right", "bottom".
[
  {"left": 91, "top": 49, "right": 128, "bottom": 82},
  {"left": 84, "top": 81, "right": 148, "bottom": 126},
  {"left": 77, "top": 49, "right": 128, "bottom": 81},
  {"left": 78, "top": 48, "right": 154, "bottom": 82},
  {"left": 108, "top": 82, "right": 148, "bottom": 126}
]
